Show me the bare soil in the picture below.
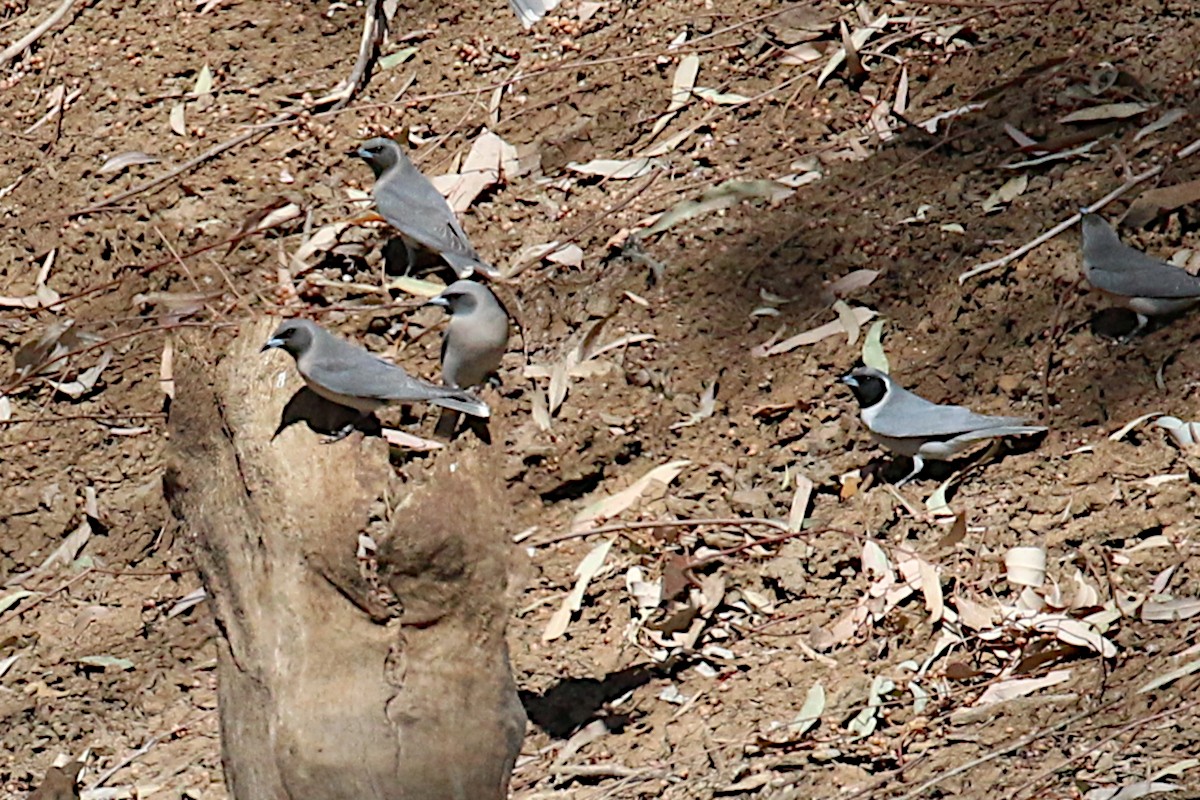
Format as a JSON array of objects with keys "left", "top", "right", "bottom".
[{"left": 3, "top": 0, "right": 1200, "bottom": 798}]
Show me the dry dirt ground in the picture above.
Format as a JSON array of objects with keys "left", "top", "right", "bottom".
[{"left": 3, "top": 0, "right": 1200, "bottom": 798}]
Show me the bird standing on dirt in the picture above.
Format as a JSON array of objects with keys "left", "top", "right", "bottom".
[
  {"left": 839, "top": 366, "right": 1046, "bottom": 486},
  {"left": 261, "top": 319, "right": 489, "bottom": 442},
  {"left": 1081, "top": 212, "right": 1200, "bottom": 336},
  {"left": 350, "top": 137, "right": 502, "bottom": 281},
  {"left": 425, "top": 279, "right": 511, "bottom": 438}
]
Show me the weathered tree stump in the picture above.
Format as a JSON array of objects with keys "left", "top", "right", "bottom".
[{"left": 163, "top": 319, "right": 526, "bottom": 800}]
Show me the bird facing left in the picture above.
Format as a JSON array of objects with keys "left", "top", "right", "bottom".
[{"left": 262, "top": 318, "right": 489, "bottom": 442}]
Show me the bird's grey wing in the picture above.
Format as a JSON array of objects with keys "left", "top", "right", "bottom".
[
  {"left": 1087, "top": 254, "right": 1200, "bottom": 299},
  {"left": 871, "top": 387, "right": 1029, "bottom": 439},
  {"left": 310, "top": 351, "right": 489, "bottom": 417},
  {"left": 303, "top": 347, "right": 432, "bottom": 401},
  {"left": 375, "top": 177, "right": 482, "bottom": 260}
]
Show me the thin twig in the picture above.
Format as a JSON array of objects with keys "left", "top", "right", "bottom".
[
  {"left": 892, "top": 696, "right": 1126, "bottom": 800},
  {"left": 71, "top": 0, "right": 382, "bottom": 217},
  {"left": 957, "top": 165, "right": 1168, "bottom": 284},
  {"left": 1011, "top": 699, "right": 1200, "bottom": 799},
  {"left": 507, "top": 171, "right": 663, "bottom": 280},
  {"left": 0, "top": 411, "right": 166, "bottom": 427},
  {"left": 530, "top": 517, "right": 789, "bottom": 548},
  {"left": 88, "top": 726, "right": 190, "bottom": 790},
  {"left": 688, "top": 527, "right": 814, "bottom": 568},
  {"left": 0, "top": 567, "right": 93, "bottom": 624},
  {"left": 153, "top": 225, "right": 202, "bottom": 292},
  {"left": 1, "top": 321, "right": 234, "bottom": 395},
  {"left": 71, "top": 124, "right": 271, "bottom": 217},
  {"left": 552, "top": 764, "right": 670, "bottom": 782},
  {"left": 0, "top": 0, "right": 76, "bottom": 67},
  {"left": 311, "top": 0, "right": 383, "bottom": 111}
]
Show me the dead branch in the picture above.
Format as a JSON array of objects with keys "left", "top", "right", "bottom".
[
  {"left": 529, "top": 517, "right": 791, "bottom": 548},
  {"left": 957, "top": 166, "right": 1165, "bottom": 283},
  {"left": 957, "top": 133, "right": 1200, "bottom": 284},
  {"left": 72, "top": 0, "right": 383, "bottom": 216},
  {"left": 0, "top": 0, "right": 76, "bottom": 67},
  {"left": 88, "top": 726, "right": 192, "bottom": 791},
  {"left": 892, "top": 696, "right": 1126, "bottom": 800},
  {"left": 312, "top": 0, "right": 385, "bottom": 111}
]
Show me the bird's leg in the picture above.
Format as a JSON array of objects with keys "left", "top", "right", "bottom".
[
  {"left": 403, "top": 239, "right": 419, "bottom": 276},
  {"left": 321, "top": 412, "right": 371, "bottom": 444},
  {"left": 895, "top": 455, "right": 924, "bottom": 487},
  {"left": 1126, "top": 313, "right": 1150, "bottom": 341}
]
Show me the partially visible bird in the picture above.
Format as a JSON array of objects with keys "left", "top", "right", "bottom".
[
  {"left": 350, "top": 137, "right": 502, "bottom": 281},
  {"left": 27, "top": 763, "right": 82, "bottom": 800},
  {"left": 262, "top": 319, "right": 489, "bottom": 442},
  {"left": 1081, "top": 212, "right": 1200, "bottom": 335},
  {"left": 509, "top": 0, "right": 560, "bottom": 28},
  {"left": 840, "top": 366, "right": 1046, "bottom": 486},
  {"left": 426, "top": 280, "right": 510, "bottom": 439}
]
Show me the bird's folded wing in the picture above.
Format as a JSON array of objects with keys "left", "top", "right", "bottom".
[
  {"left": 375, "top": 181, "right": 481, "bottom": 260},
  {"left": 1087, "top": 259, "right": 1200, "bottom": 299},
  {"left": 306, "top": 353, "right": 440, "bottom": 404},
  {"left": 871, "top": 389, "right": 1029, "bottom": 439}
]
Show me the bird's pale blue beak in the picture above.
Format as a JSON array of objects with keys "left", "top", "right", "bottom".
[
  {"left": 424, "top": 296, "right": 450, "bottom": 308},
  {"left": 261, "top": 338, "right": 284, "bottom": 352},
  {"left": 838, "top": 374, "right": 858, "bottom": 387}
]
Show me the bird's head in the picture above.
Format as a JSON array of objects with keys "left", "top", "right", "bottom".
[
  {"left": 349, "top": 136, "right": 405, "bottom": 178},
  {"left": 839, "top": 366, "right": 890, "bottom": 409},
  {"left": 425, "top": 279, "right": 490, "bottom": 316},
  {"left": 261, "top": 319, "right": 318, "bottom": 359}
]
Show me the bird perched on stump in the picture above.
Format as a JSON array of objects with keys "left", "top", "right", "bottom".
[
  {"left": 426, "top": 280, "right": 510, "bottom": 440},
  {"left": 1081, "top": 212, "right": 1200, "bottom": 336},
  {"left": 262, "top": 319, "right": 488, "bottom": 442},
  {"left": 351, "top": 137, "right": 502, "bottom": 281},
  {"left": 840, "top": 366, "right": 1046, "bottom": 486}
]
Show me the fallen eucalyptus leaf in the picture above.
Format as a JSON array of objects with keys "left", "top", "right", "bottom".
[
  {"left": 861, "top": 319, "right": 888, "bottom": 372},
  {"left": 97, "top": 151, "right": 159, "bottom": 175},
  {"left": 566, "top": 157, "right": 660, "bottom": 180},
  {"left": 379, "top": 46, "right": 418, "bottom": 69},
  {"left": 644, "top": 180, "right": 794, "bottom": 237},
  {"left": 572, "top": 460, "right": 691, "bottom": 532},
  {"left": 1058, "top": 101, "right": 1155, "bottom": 124},
  {"left": 77, "top": 655, "right": 134, "bottom": 671}
]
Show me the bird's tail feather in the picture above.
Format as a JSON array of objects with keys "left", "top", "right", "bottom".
[
  {"left": 442, "top": 251, "right": 503, "bottom": 281},
  {"left": 430, "top": 387, "right": 489, "bottom": 418},
  {"left": 954, "top": 425, "right": 1046, "bottom": 443}
]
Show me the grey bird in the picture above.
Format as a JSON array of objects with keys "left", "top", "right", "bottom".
[
  {"left": 351, "top": 137, "right": 502, "bottom": 281},
  {"left": 262, "top": 319, "right": 489, "bottom": 442},
  {"left": 839, "top": 366, "right": 1046, "bottom": 486},
  {"left": 426, "top": 280, "right": 510, "bottom": 439},
  {"left": 1081, "top": 212, "right": 1200, "bottom": 335}
]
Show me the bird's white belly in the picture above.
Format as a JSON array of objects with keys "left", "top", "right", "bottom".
[
  {"left": 870, "top": 432, "right": 989, "bottom": 462},
  {"left": 301, "top": 376, "right": 382, "bottom": 414},
  {"left": 1125, "top": 295, "right": 1200, "bottom": 317}
]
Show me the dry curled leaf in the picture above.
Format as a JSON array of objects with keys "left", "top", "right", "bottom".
[
  {"left": 97, "top": 151, "right": 159, "bottom": 175},
  {"left": 1058, "top": 101, "right": 1155, "bottom": 124},
  {"left": 571, "top": 460, "right": 691, "bottom": 532},
  {"left": 757, "top": 306, "right": 876, "bottom": 357},
  {"left": 543, "top": 537, "right": 615, "bottom": 641},
  {"left": 567, "top": 157, "right": 660, "bottom": 179}
]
